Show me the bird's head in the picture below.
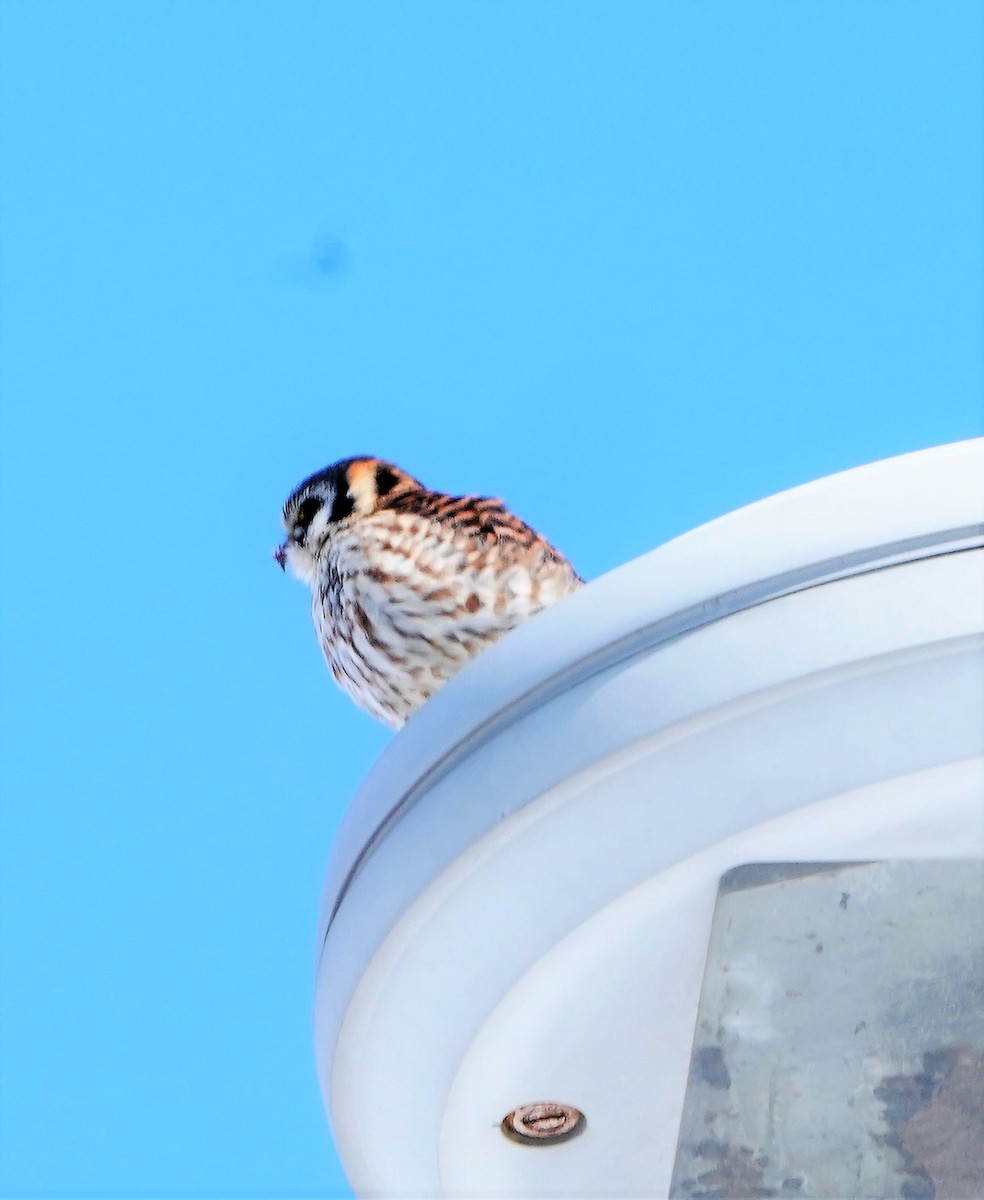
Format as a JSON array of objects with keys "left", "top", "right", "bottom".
[{"left": 276, "top": 456, "right": 420, "bottom": 584}]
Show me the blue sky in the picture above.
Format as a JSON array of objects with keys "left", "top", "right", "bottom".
[{"left": 0, "top": 2, "right": 980, "bottom": 1196}]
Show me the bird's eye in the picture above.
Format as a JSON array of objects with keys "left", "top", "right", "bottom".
[{"left": 296, "top": 496, "right": 324, "bottom": 529}]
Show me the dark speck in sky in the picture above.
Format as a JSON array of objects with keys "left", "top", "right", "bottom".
[{"left": 314, "top": 238, "right": 347, "bottom": 276}]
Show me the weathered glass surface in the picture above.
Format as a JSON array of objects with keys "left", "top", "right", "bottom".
[{"left": 671, "top": 860, "right": 984, "bottom": 1200}]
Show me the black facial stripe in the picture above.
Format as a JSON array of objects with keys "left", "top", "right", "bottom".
[
  {"left": 329, "top": 487, "right": 355, "bottom": 523},
  {"left": 375, "top": 465, "right": 400, "bottom": 497}
]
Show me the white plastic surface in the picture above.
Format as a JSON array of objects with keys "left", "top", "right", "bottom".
[
  {"left": 313, "top": 440, "right": 984, "bottom": 1198},
  {"left": 440, "top": 763, "right": 983, "bottom": 1199}
]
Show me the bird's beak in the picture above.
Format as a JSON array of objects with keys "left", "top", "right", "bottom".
[{"left": 274, "top": 542, "right": 287, "bottom": 571}]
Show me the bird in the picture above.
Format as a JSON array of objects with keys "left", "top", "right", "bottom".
[{"left": 275, "top": 456, "right": 583, "bottom": 728}]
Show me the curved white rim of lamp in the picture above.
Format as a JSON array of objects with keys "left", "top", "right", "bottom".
[{"left": 319, "top": 438, "right": 984, "bottom": 939}]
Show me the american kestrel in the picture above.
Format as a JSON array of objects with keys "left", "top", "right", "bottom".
[{"left": 276, "top": 456, "right": 583, "bottom": 728}]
